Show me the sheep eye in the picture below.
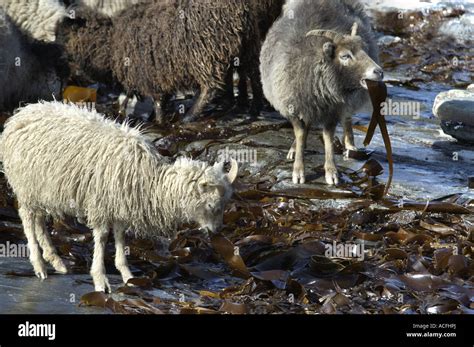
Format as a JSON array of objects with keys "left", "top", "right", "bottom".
[{"left": 340, "top": 54, "right": 352, "bottom": 60}]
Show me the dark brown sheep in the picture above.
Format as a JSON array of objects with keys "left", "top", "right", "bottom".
[
  {"left": 57, "top": 0, "right": 272, "bottom": 122},
  {"left": 225, "top": 0, "right": 285, "bottom": 113},
  {"left": 56, "top": 7, "right": 116, "bottom": 87}
]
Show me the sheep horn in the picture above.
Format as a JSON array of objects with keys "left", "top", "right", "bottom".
[
  {"left": 351, "top": 22, "right": 358, "bottom": 37},
  {"left": 227, "top": 159, "right": 238, "bottom": 184},
  {"left": 306, "top": 30, "right": 342, "bottom": 41}
]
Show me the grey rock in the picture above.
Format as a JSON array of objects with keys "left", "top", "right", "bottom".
[
  {"left": 378, "top": 35, "right": 401, "bottom": 46},
  {"left": 433, "top": 89, "right": 474, "bottom": 143}
]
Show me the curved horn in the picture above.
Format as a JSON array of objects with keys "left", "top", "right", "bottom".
[
  {"left": 226, "top": 159, "right": 238, "bottom": 184},
  {"left": 306, "top": 29, "right": 342, "bottom": 41},
  {"left": 351, "top": 22, "right": 359, "bottom": 37}
]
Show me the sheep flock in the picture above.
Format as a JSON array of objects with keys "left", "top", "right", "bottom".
[{"left": 0, "top": 0, "right": 384, "bottom": 291}]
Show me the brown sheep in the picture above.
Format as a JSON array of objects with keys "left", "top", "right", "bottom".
[{"left": 57, "top": 0, "right": 272, "bottom": 122}]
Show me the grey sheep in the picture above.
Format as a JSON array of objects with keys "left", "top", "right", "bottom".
[
  {"left": 0, "top": 6, "right": 64, "bottom": 111},
  {"left": 260, "top": 0, "right": 383, "bottom": 184}
]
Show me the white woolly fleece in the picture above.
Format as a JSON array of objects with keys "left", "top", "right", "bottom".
[
  {"left": 0, "top": 101, "right": 234, "bottom": 237},
  {"left": 1, "top": 0, "right": 67, "bottom": 42},
  {"left": 76, "top": 0, "right": 143, "bottom": 17}
]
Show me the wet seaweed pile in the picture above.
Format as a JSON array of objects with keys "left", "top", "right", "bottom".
[{"left": 372, "top": 8, "right": 473, "bottom": 89}]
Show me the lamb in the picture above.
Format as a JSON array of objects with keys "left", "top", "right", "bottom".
[
  {"left": 0, "top": 7, "right": 65, "bottom": 111},
  {"left": 260, "top": 0, "right": 383, "bottom": 185},
  {"left": 0, "top": 101, "right": 238, "bottom": 292},
  {"left": 56, "top": 0, "right": 270, "bottom": 122}
]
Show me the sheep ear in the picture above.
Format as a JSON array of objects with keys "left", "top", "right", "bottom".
[
  {"left": 323, "top": 42, "right": 336, "bottom": 59},
  {"left": 226, "top": 159, "right": 238, "bottom": 184}
]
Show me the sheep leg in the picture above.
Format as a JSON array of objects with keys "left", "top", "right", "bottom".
[
  {"left": 248, "top": 68, "right": 263, "bottom": 118},
  {"left": 113, "top": 225, "right": 133, "bottom": 285},
  {"left": 241, "top": 31, "right": 263, "bottom": 118},
  {"left": 119, "top": 95, "right": 130, "bottom": 117},
  {"left": 34, "top": 213, "right": 67, "bottom": 274},
  {"left": 343, "top": 116, "right": 357, "bottom": 151},
  {"left": 224, "top": 68, "right": 236, "bottom": 102},
  {"left": 236, "top": 67, "right": 249, "bottom": 108},
  {"left": 90, "top": 226, "right": 111, "bottom": 293},
  {"left": 287, "top": 140, "right": 297, "bottom": 160},
  {"left": 287, "top": 123, "right": 310, "bottom": 160},
  {"left": 290, "top": 118, "right": 307, "bottom": 184},
  {"left": 154, "top": 94, "right": 171, "bottom": 125},
  {"left": 183, "top": 88, "right": 213, "bottom": 123},
  {"left": 323, "top": 124, "right": 339, "bottom": 186},
  {"left": 18, "top": 207, "right": 48, "bottom": 280}
]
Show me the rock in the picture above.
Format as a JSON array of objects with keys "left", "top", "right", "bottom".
[
  {"left": 440, "top": 123, "right": 474, "bottom": 144},
  {"left": 433, "top": 89, "right": 474, "bottom": 143},
  {"left": 468, "top": 84, "right": 474, "bottom": 92},
  {"left": 377, "top": 35, "right": 401, "bottom": 46},
  {"left": 439, "top": 13, "right": 474, "bottom": 44}
]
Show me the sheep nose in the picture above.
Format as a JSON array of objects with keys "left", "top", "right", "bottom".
[{"left": 373, "top": 68, "right": 384, "bottom": 80}]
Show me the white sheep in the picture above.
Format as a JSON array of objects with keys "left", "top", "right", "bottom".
[
  {"left": 1, "top": 0, "right": 66, "bottom": 42},
  {"left": 0, "top": 101, "right": 238, "bottom": 292},
  {"left": 73, "top": 0, "right": 144, "bottom": 17}
]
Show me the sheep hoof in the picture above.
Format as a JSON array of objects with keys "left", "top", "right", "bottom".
[
  {"left": 287, "top": 148, "right": 296, "bottom": 161},
  {"left": 93, "top": 274, "right": 112, "bottom": 293},
  {"left": 345, "top": 144, "right": 358, "bottom": 152},
  {"left": 343, "top": 144, "right": 359, "bottom": 158},
  {"left": 325, "top": 168, "right": 339, "bottom": 186},
  {"left": 124, "top": 275, "right": 135, "bottom": 286},
  {"left": 292, "top": 165, "right": 305, "bottom": 184},
  {"left": 94, "top": 280, "right": 112, "bottom": 293},
  {"left": 52, "top": 258, "right": 68, "bottom": 274},
  {"left": 35, "top": 269, "right": 48, "bottom": 281},
  {"left": 32, "top": 260, "right": 48, "bottom": 280}
]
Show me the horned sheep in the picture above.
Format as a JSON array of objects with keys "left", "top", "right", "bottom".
[
  {"left": 0, "top": 101, "right": 238, "bottom": 292},
  {"left": 260, "top": 0, "right": 384, "bottom": 185}
]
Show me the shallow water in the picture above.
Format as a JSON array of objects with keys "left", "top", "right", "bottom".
[{"left": 0, "top": 258, "right": 107, "bottom": 314}]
